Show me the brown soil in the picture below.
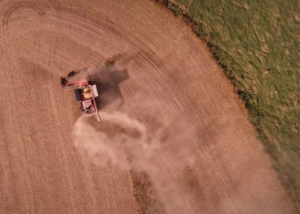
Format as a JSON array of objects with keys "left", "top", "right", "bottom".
[{"left": 0, "top": 0, "right": 296, "bottom": 214}]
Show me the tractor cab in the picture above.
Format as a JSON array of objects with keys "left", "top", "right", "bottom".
[{"left": 74, "top": 85, "right": 95, "bottom": 101}]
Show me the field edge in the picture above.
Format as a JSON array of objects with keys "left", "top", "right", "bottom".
[{"left": 149, "top": 0, "right": 298, "bottom": 213}]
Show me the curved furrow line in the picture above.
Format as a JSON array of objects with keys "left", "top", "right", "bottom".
[{"left": 3, "top": 1, "right": 45, "bottom": 31}]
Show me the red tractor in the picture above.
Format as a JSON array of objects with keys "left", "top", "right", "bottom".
[{"left": 60, "top": 69, "right": 101, "bottom": 122}]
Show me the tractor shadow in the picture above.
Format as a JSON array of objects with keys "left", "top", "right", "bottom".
[{"left": 91, "top": 67, "right": 129, "bottom": 112}]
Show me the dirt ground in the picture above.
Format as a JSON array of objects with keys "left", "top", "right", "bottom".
[{"left": 0, "top": 0, "right": 296, "bottom": 214}]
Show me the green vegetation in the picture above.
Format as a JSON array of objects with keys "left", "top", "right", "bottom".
[{"left": 164, "top": 0, "right": 300, "bottom": 212}]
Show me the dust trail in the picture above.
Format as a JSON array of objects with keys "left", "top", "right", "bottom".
[
  {"left": 72, "top": 111, "right": 193, "bottom": 214},
  {"left": 72, "top": 111, "right": 157, "bottom": 170},
  {"left": 66, "top": 52, "right": 136, "bottom": 83}
]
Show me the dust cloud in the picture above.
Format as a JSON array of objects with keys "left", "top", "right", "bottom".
[
  {"left": 72, "top": 111, "right": 158, "bottom": 171},
  {"left": 67, "top": 52, "right": 134, "bottom": 83},
  {"left": 71, "top": 110, "right": 287, "bottom": 214},
  {"left": 72, "top": 111, "right": 193, "bottom": 214}
]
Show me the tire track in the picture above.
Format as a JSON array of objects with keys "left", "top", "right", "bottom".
[{"left": 3, "top": 1, "right": 44, "bottom": 31}]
